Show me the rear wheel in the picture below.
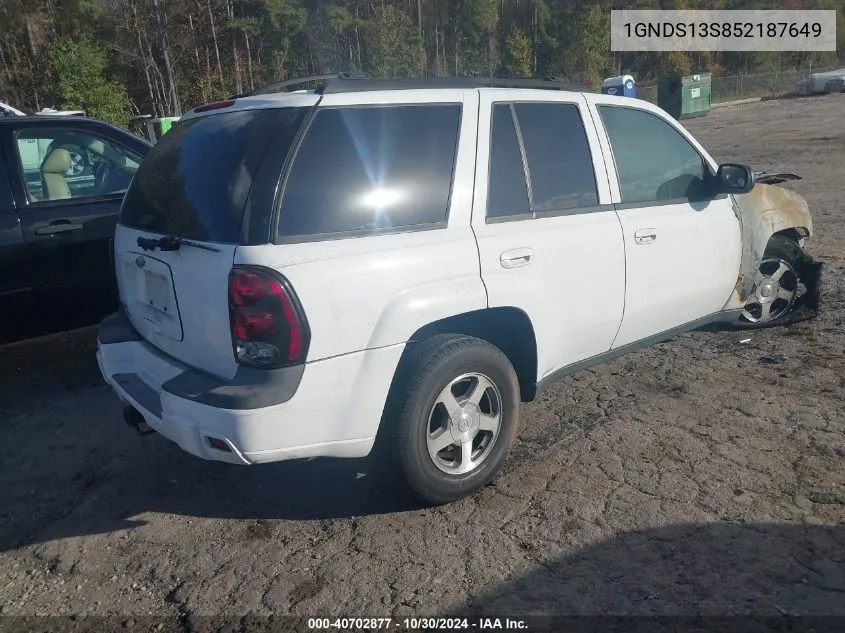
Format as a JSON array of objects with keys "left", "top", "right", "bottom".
[
  {"left": 737, "top": 235, "right": 809, "bottom": 328},
  {"left": 389, "top": 334, "right": 520, "bottom": 504}
]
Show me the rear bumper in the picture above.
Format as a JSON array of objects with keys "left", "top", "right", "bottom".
[{"left": 96, "top": 311, "right": 404, "bottom": 464}]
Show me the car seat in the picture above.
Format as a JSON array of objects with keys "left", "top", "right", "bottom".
[{"left": 41, "top": 148, "right": 72, "bottom": 200}]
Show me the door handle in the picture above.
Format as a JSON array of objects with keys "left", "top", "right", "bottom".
[
  {"left": 33, "top": 221, "right": 84, "bottom": 236},
  {"left": 634, "top": 229, "right": 658, "bottom": 245},
  {"left": 500, "top": 248, "right": 534, "bottom": 269}
]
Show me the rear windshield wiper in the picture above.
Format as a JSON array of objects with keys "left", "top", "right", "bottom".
[{"left": 137, "top": 235, "right": 220, "bottom": 253}]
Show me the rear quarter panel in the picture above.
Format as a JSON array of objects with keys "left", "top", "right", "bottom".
[
  {"left": 233, "top": 89, "right": 486, "bottom": 362},
  {"left": 235, "top": 229, "right": 486, "bottom": 361}
]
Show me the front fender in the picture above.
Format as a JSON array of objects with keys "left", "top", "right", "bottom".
[{"left": 723, "top": 184, "right": 814, "bottom": 310}]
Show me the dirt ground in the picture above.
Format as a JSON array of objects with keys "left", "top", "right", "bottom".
[{"left": 0, "top": 94, "right": 843, "bottom": 624}]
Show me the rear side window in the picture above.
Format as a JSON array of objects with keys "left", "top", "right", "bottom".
[
  {"left": 277, "top": 104, "right": 461, "bottom": 239},
  {"left": 121, "top": 108, "right": 307, "bottom": 243},
  {"left": 487, "top": 104, "right": 530, "bottom": 218},
  {"left": 512, "top": 102, "right": 599, "bottom": 212}
]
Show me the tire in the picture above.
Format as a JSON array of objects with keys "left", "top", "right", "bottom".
[
  {"left": 387, "top": 334, "right": 520, "bottom": 504},
  {"left": 736, "top": 234, "right": 811, "bottom": 329}
]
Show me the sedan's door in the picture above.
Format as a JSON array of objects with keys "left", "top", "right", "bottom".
[
  {"left": 5, "top": 123, "right": 145, "bottom": 301},
  {"left": 472, "top": 90, "right": 626, "bottom": 382},
  {"left": 586, "top": 95, "right": 742, "bottom": 348},
  {"left": 0, "top": 143, "right": 29, "bottom": 304}
]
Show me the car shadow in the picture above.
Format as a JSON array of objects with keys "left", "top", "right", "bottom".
[
  {"left": 0, "top": 328, "right": 425, "bottom": 550},
  {"left": 1, "top": 431, "right": 426, "bottom": 550},
  {"left": 0, "top": 292, "right": 116, "bottom": 345},
  {"left": 454, "top": 522, "right": 845, "bottom": 625},
  {"left": 0, "top": 321, "right": 832, "bottom": 560}
]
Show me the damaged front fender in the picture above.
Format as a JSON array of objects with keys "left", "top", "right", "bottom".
[{"left": 723, "top": 181, "right": 822, "bottom": 320}]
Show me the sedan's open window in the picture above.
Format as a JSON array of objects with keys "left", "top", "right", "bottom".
[{"left": 13, "top": 128, "right": 143, "bottom": 204}]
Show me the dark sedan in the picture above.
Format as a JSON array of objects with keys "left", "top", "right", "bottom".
[{"left": 0, "top": 116, "right": 152, "bottom": 342}]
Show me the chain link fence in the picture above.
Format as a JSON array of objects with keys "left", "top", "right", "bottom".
[{"left": 636, "top": 67, "right": 838, "bottom": 105}]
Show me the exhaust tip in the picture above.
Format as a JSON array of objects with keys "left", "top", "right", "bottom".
[{"left": 123, "top": 406, "right": 155, "bottom": 436}]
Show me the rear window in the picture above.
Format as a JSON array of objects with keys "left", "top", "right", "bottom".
[
  {"left": 121, "top": 108, "right": 307, "bottom": 243},
  {"left": 277, "top": 104, "right": 461, "bottom": 239}
]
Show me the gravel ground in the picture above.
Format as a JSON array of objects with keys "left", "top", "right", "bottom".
[{"left": 0, "top": 94, "right": 843, "bottom": 623}]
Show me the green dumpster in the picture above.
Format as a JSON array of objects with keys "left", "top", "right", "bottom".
[
  {"left": 157, "top": 116, "right": 179, "bottom": 135},
  {"left": 129, "top": 115, "right": 181, "bottom": 143},
  {"left": 657, "top": 73, "right": 712, "bottom": 120}
]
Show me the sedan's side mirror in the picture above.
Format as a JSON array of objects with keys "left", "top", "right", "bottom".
[{"left": 715, "top": 163, "right": 755, "bottom": 194}]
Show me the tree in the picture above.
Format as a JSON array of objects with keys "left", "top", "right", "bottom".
[
  {"left": 504, "top": 28, "right": 532, "bottom": 77},
  {"left": 571, "top": 3, "right": 613, "bottom": 89},
  {"left": 367, "top": 5, "right": 426, "bottom": 78},
  {"left": 47, "top": 36, "right": 131, "bottom": 126},
  {"left": 2, "top": 0, "right": 842, "bottom": 123}
]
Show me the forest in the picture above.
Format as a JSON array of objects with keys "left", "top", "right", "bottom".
[{"left": 1, "top": 0, "right": 843, "bottom": 125}]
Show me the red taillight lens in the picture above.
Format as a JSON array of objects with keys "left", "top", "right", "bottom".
[
  {"left": 193, "top": 100, "right": 235, "bottom": 113},
  {"left": 232, "top": 307, "right": 276, "bottom": 339},
  {"left": 227, "top": 267, "right": 309, "bottom": 368}
]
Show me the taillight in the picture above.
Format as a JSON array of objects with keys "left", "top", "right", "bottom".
[
  {"left": 193, "top": 100, "right": 235, "bottom": 113},
  {"left": 228, "top": 266, "right": 309, "bottom": 368}
]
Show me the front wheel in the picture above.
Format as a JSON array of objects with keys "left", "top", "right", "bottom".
[
  {"left": 737, "top": 235, "right": 811, "bottom": 328},
  {"left": 389, "top": 334, "right": 520, "bottom": 504}
]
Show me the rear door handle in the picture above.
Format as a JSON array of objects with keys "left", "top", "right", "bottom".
[
  {"left": 33, "top": 221, "right": 84, "bottom": 236},
  {"left": 500, "top": 248, "right": 534, "bottom": 269},
  {"left": 634, "top": 229, "right": 658, "bottom": 245}
]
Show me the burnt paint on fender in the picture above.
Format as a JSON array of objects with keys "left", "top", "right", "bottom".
[{"left": 723, "top": 183, "right": 814, "bottom": 310}]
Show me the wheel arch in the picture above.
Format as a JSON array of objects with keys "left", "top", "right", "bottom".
[
  {"left": 393, "top": 307, "right": 540, "bottom": 404},
  {"left": 772, "top": 227, "right": 810, "bottom": 244},
  {"left": 723, "top": 185, "right": 814, "bottom": 311}
]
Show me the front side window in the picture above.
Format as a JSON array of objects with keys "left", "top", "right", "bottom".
[
  {"left": 278, "top": 104, "right": 461, "bottom": 238},
  {"left": 599, "top": 106, "right": 710, "bottom": 204},
  {"left": 14, "top": 128, "right": 142, "bottom": 203}
]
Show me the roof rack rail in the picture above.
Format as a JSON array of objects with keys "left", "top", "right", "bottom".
[
  {"left": 316, "top": 75, "right": 589, "bottom": 94},
  {"left": 231, "top": 73, "right": 589, "bottom": 99},
  {"left": 233, "top": 72, "right": 372, "bottom": 98}
]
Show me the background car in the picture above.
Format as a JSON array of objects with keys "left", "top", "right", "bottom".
[
  {"left": 1, "top": 101, "right": 87, "bottom": 117},
  {"left": 0, "top": 102, "right": 27, "bottom": 117},
  {"left": 0, "top": 116, "right": 151, "bottom": 343}
]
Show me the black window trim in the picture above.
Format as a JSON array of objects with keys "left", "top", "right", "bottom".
[
  {"left": 240, "top": 104, "right": 317, "bottom": 245},
  {"left": 11, "top": 125, "right": 143, "bottom": 209},
  {"left": 484, "top": 103, "right": 532, "bottom": 223},
  {"left": 534, "top": 203, "right": 618, "bottom": 218},
  {"left": 596, "top": 103, "right": 726, "bottom": 211},
  {"left": 272, "top": 101, "right": 463, "bottom": 244},
  {"left": 614, "top": 194, "right": 729, "bottom": 211},
  {"left": 485, "top": 99, "right": 607, "bottom": 224},
  {"left": 509, "top": 104, "right": 536, "bottom": 211}
]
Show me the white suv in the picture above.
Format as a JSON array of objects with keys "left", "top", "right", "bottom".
[{"left": 97, "top": 76, "right": 821, "bottom": 504}]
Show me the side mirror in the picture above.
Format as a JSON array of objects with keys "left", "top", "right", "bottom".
[{"left": 715, "top": 163, "right": 755, "bottom": 194}]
